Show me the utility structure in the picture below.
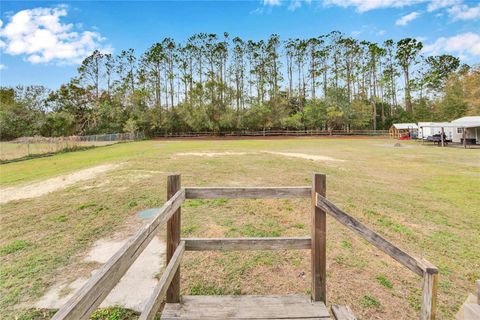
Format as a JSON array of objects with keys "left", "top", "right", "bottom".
[{"left": 52, "top": 173, "right": 438, "bottom": 320}]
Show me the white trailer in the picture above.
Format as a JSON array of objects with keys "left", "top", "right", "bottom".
[
  {"left": 451, "top": 116, "right": 480, "bottom": 144},
  {"left": 418, "top": 122, "right": 453, "bottom": 140}
]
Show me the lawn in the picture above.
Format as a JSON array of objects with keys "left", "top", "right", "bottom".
[
  {"left": 0, "top": 137, "right": 479, "bottom": 319},
  {"left": 0, "top": 141, "right": 119, "bottom": 162}
]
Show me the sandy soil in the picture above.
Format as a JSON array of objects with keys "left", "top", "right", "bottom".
[
  {"left": 174, "top": 151, "right": 343, "bottom": 162},
  {"left": 0, "top": 163, "right": 121, "bottom": 204},
  {"left": 175, "top": 152, "right": 250, "bottom": 157},
  {"left": 36, "top": 235, "right": 165, "bottom": 312},
  {"left": 264, "top": 151, "right": 344, "bottom": 162}
]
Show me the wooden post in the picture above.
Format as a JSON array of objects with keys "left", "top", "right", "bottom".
[
  {"left": 440, "top": 127, "right": 445, "bottom": 147},
  {"left": 167, "top": 174, "right": 181, "bottom": 303},
  {"left": 311, "top": 173, "right": 326, "bottom": 302},
  {"left": 463, "top": 128, "right": 467, "bottom": 149},
  {"left": 421, "top": 270, "right": 438, "bottom": 320}
]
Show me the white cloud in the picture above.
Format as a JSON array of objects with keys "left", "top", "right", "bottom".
[
  {"left": 288, "top": 0, "right": 302, "bottom": 11},
  {"left": 396, "top": 11, "right": 421, "bottom": 25},
  {"left": 323, "top": 0, "right": 426, "bottom": 12},
  {"left": 0, "top": 5, "right": 109, "bottom": 65},
  {"left": 448, "top": 3, "right": 480, "bottom": 20},
  {"left": 351, "top": 30, "right": 363, "bottom": 36},
  {"left": 427, "top": 0, "right": 460, "bottom": 12},
  {"left": 264, "top": 0, "right": 281, "bottom": 6},
  {"left": 263, "top": 0, "right": 312, "bottom": 11},
  {"left": 0, "top": 64, "right": 6, "bottom": 70},
  {"left": 423, "top": 32, "right": 480, "bottom": 59}
]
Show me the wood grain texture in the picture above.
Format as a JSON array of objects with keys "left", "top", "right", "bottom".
[
  {"left": 331, "top": 305, "right": 357, "bottom": 320},
  {"left": 315, "top": 193, "right": 438, "bottom": 276},
  {"left": 183, "top": 237, "right": 311, "bottom": 251},
  {"left": 421, "top": 271, "right": 438, "bottom": 320},
  {"left": 477, "top": 279, "right": 480, "bottom": 305},
  {"left": 52, "top": 188, "right": 185, "bottom": 320},
  {"left": 185, "top": 187, "right": 310, "bottom": 199},
  {"left": 140, "top": 242, "right": 185, "bottom": 320},
  {"left": 161, "top": 295, "right": 331, "bottom": 319},
  {"left": 311, "top": 173, "right": 326, "bottom": 302},
  {"left": 167, "top": 174, "right": 181, "bottom": 303}
]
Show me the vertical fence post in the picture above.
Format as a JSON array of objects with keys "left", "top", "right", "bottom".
[
  {"left": 421, "top": 269, "right": 438, "bottom": 320},
  {"left": 440, "top": 127, "right": 445, "bottom": 147},
  {"left": 311, "top": 173, "right": 326, "bottom": 302},
  {"left": 476, "top": 279, "right": 480, "bottom": 305},
  {"left": 167, "top": 174, "right": 181, "bottom": 303}
]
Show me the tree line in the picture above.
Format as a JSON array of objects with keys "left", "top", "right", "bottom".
[{"left": 1, "top": 31, "right": 479, "bottom": 140}]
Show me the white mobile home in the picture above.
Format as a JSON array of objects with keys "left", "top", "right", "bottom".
[
  {"left": 451, "top": 116, "right": 480, "bottom": 145},
  {"left": 418, "top": 122, "right": 453, "bottom": 140}
]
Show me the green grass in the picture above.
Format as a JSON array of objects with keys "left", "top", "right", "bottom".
[
  {"left": 376, "top": 274, "right": 393, "bottom": 289},
  {"left": 0, "top": 239, "right": 32, "bottom": 255},
  {"left": 1, "top": 137, "right": 479, "bottom": 319},
  {"left": 0, "top": 141, "right": 155, "bottom": 186},
  {"left": 360, "top": 294, "right": 381, "bottom": 308}
]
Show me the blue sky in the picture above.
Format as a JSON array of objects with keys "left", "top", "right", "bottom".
[{"left": 1, "top": 0, "right": 479, "bottom": 88}]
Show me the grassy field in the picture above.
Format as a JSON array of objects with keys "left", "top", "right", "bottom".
[
  {"left": 0, "top": 141, "right": 118, "bottom": 162},
  {"left": 0, "top": 138, "right": 479, "bottom": 319}
]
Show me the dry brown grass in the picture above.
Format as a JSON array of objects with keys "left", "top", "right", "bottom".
[{"left": 1, "top": 138, "right": 479, "bottom": 319}]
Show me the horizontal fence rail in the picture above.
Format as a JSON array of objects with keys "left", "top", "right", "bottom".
[
  {"left": 52, "top": 188, "right": 186, "bottom": 320},
  {"left": 315, "top": 193, "right": 438, "bottom": 320},
  {"left": 158, "top": 129, "right": 388, "bottom": 138},
  {"left": 185, "top": 187, "right": 311, "bottom": 199},
  {"left": 53, "top": 173, "right": 438, "bottom": 320},
  {"left": 140, "top": 241, "right": 186, "bottom": 320},
  {"left": 183, "top": 237, "right": 312, "bottom": 251},
  {"left": 315, "top": 193, "right": 437, "bottom": 276}
]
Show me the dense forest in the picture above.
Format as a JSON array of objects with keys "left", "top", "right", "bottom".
[{"left": 1, "top": 31, "right": 479, "bottom": 140}]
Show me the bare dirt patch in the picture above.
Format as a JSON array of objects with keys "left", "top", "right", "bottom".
[
  {"left": 0, "top": 163, "right": 121, "bottom": 204},
  {"left": 174, "top": 151, "right": 344, "bottom": 162},
  {"left": 36, "top": 235, "right": 165, "bottom": 312},
  {"left": 175, "top": 152, "right": 250, "bottom": 157},
  {"left": 265, "top": 151, "right": 344, "bottom": 162}
]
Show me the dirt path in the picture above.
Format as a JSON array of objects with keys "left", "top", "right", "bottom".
[
  {"left": 36, "top": 235, "right": 165, "bottom": 312},
  {"left": 264, "top": 151, "right": 344, "bottom": 162},
  {"left": 0, "top": 163, "right": 121, "bottom": 204},
  {"left": 175, "top": 152, "right": 249, "bottom": 157},
  {"left": 174, "top": 151, "right": 343, "bottom": 162}
]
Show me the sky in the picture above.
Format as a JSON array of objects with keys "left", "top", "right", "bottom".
[{"left": 1, "top": 0, "right": 479, "bottom": 89}]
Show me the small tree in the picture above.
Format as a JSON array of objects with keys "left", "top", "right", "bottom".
[{"left": 124, "top": 118, "right": 138, "bottom": 138}]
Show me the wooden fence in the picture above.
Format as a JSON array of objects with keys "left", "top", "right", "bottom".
[
  {"left": 158, "top": 129, "right": 388, "bottom": 138},
  {"left": 52, "top": 173, "right": 437, "bottom": 320}
]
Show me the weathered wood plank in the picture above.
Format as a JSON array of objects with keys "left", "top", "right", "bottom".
[
  {"left": 185, "top": 187, "right": 310, "bottom": 199},
  {"left": 161, "top": 295, "right": 331, "bottom": 319},
  {"left": 331, "top": 305, "right": 357, "bottom": 320},
  {"left": 477, "top": 279, "right": 480, "bottom": 305},
  {"left": 421, "top": 271, "right": 438, "bottom": 320},
  {"left": 311, "top": 173, "right": 326, "bottom": 302},
  {"left": 140, "top": 241, "right": 185, "bottom": 320},
  {"left": 52, "top": 188, "right": 186, "bottom": 320},
  {"left": 167, "top": 174, "right": 181, "bottom": 303},
  {"left": 315, "top": 193, "right": 437, "bottom": 276},
  {"left": 183, "top": 237, "right": 311, "bottom": 251}
]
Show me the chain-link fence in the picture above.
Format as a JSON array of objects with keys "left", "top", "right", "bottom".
[{"left": 0, "top": 132, "right": 144, "bottom": 162}]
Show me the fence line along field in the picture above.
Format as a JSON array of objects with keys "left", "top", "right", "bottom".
[
  {"left": 0, "top": 138, "right": 479, "bottom": 320},
  {"left": 0, "top": 133, "right": 144, "bottom": 162}
]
